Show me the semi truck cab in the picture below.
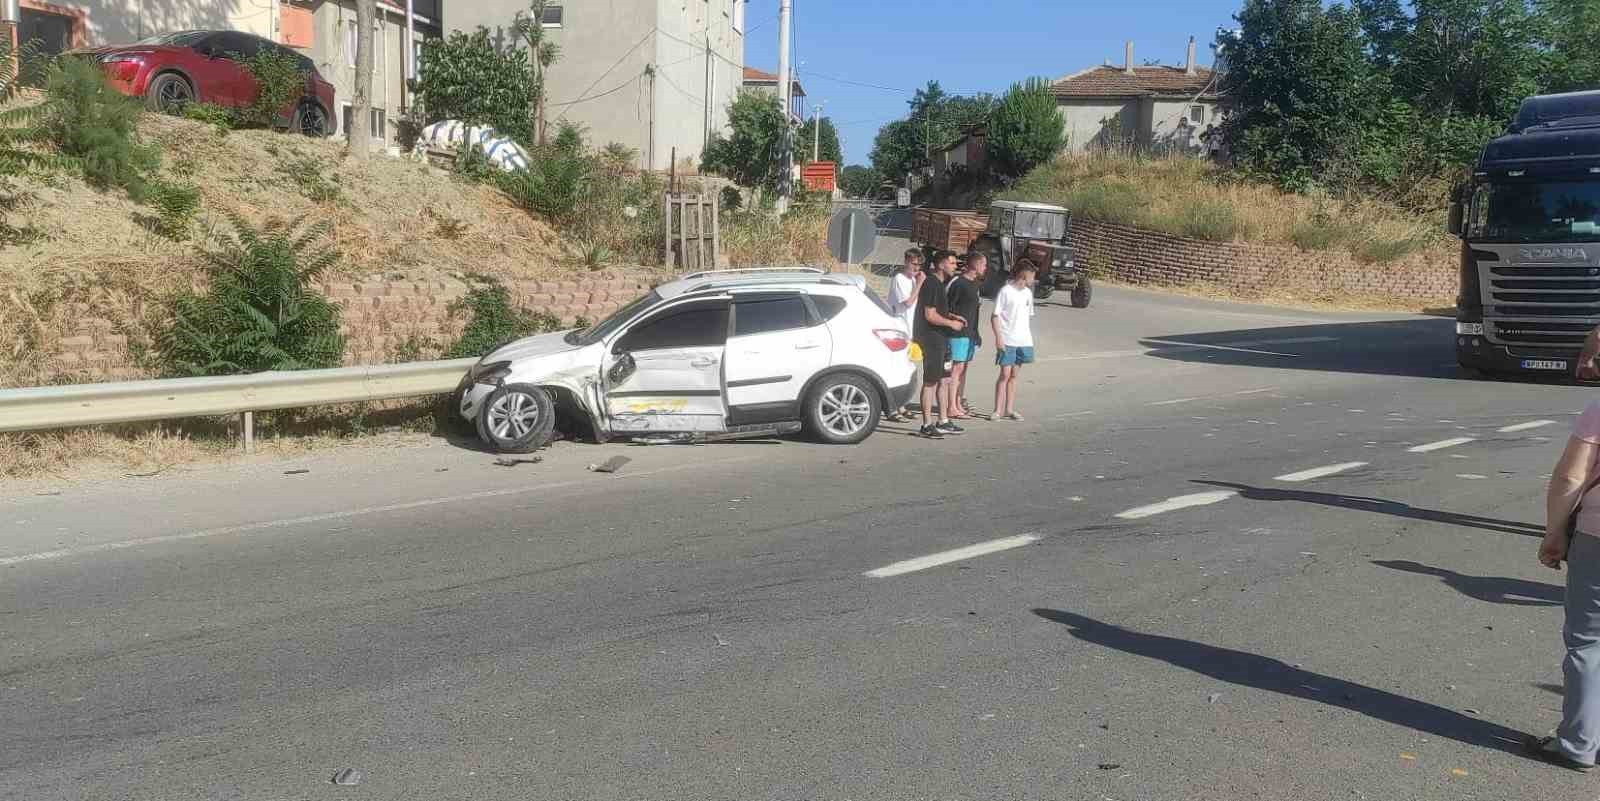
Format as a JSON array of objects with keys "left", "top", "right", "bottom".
[{"left": 1453, "top": 90, "right": 1600, "bottom": 379}]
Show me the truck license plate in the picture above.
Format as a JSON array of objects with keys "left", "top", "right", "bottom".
[{"left": 1521, "top": 359, "right": 1568, "bottom": 371}]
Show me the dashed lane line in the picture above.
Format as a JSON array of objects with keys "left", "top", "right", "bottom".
[
  {"left": 1499, "top": 420, "right": 1557, "bottom": 433},
  {"left": 1408, "top": 437, "right": 1477, "bottom": 453},
  {"left": 1114, "top": 491, "right": 1237, "bottom": 520},
  {"left": 1274, "top": 462, "right": 1368, "bottom": 483},
  {"left": 864, "top": 534, "right": 1042, "bottom": 578},
  {"left": 1147, "top": 387, "right": 1280, "bottom": 407}
]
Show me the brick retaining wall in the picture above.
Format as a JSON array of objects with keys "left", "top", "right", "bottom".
[
  {"left": 1067, "top": 219, "right": 1457, "bottom": 302},
  {"left": 48, "top": 270, "right": 676, "bottom": 382}
]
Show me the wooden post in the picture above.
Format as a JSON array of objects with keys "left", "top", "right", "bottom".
[
  {"left": 693, "top": 195, "right": 704, "bottom": 270},
  {"left": 678, "top": 195, "right": 689, "bottom": 272},
  {"left": 661, "top": 191, "right": 671, "bottom": 267},
  {"left": 710, "top": 189, "right": 721, "bottom": 268}
]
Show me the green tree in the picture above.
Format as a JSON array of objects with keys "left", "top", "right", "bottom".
[
  {"left": 868, "top": 81, "right": 993, "bottom": 178},
  {"left": 985, "top": 78, "right": 1065, "bottom": 179},
  {"left": 1217, "top": 0, "right": 1383, "bottom": 189},
  {"left": 512, "top": 0, "right": 562, "bottom": 141},
  {"left": 411, "top": 29, "right": 538, "bottom": 144},
  {"left": 839, "top": 165, "right": 879, "bottom": 198},
  {"left": 1536, "top": 0, "right": 1600, "bottom": 94},
  {"left": 1393, "top": 0, "right": 1541, "bottom": 121},
  {"left": 701, "top": 90, "right": 787, "bottom": 192},
  {"left": 798, "top": 116, "right": 843, "bottom": 165}
]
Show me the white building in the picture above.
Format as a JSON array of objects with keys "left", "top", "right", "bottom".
[{"left": 1052, "top": 39, "right": 1221, "bottom": 155}]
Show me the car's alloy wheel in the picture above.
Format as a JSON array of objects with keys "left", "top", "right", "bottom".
[
  {"left": 476, "top": 383, "right": 556, "bottom": 453},
  {"left": 146, "top": 74, "right": 194, "bottom": 114},
  {"left": 806, "top": 375, "right": 880, "bottom": 445},
  {"left": 296, "top": 102, "right": 329, "bottom": 137}
]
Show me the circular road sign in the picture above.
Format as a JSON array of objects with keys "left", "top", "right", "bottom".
[{"left": 827, "top": 207, "right": 877, "bottom": 264}]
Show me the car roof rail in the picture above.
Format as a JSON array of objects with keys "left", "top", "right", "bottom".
[{"left": 676, "top": 266, "right": 826, "bottom": 282}]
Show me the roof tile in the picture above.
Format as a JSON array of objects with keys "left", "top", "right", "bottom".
[{"left": 1052, "top": 65, "right": 1218, "bottom": 99}]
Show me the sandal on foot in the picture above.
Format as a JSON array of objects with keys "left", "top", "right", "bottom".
[{"left": 1524, "top": 736, "right": 1596, "bottom": 772}]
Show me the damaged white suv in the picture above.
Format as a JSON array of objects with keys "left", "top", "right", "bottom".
[{"left": 454, "top": 268, "right": 917, "bottom": 453}]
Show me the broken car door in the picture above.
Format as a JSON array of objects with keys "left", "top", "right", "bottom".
[{"left": 602, "top": 299, "right": 729, "bottom": 433}]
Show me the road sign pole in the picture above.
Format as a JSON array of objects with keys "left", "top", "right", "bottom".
[{"left": 845, "top": 214, "right": 855, "bottom": 266}]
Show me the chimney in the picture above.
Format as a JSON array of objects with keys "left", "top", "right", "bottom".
[
  {"left": 1124, "top": 41, "right": 1135, "bottom": 75},
  {"left": 1185, "top": 36, "right": 1198, "bottom": 76}
]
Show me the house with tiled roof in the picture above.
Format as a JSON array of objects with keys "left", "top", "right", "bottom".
[
  {"left": 1052, "top": 38, "right": 1221, "bottom": 155},
  {"left": 742, "top": 66, "right": 807, "bottom": 123}
]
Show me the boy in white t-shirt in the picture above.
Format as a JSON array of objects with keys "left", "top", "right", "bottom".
[
  {"left": 884, "top": 248, "right": 925, "bottom": 421},
  {"left": 991, "top": 261, "right": 1037, "bottom": 422}
]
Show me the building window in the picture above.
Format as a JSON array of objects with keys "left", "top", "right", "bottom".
[
  {"left": 732, "top": 0, "right": 744, "bottom": 33},
  {"left": 541, "top": 5, "right": 563, "bottom": 27},
  {"left": 411, "top": 38, "right": 423, "bottom": 79},
  {"left": 346, "top": 20, "right": 357, "bottom": 67},
  {"left": 1190, "top": 105, "right": 1205, "bottom": 126},
  {"left": 342, "top": 103, "right": 387, "bottom": 140}
]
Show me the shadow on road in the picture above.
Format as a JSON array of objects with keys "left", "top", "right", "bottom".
[
  {"left": 1194, "top": 480, "right": 1545, "bottom": 539},
  {"left": 1032, "top": 609, "right": 1526, "bottom": 754},
  {"left": 1372, "top": 559, "right": 1562, "bottom": 607},
  {"left": 1141, "top": 318, "right": 1535, "bottom": 383}
]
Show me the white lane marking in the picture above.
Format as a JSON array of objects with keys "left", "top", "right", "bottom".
[
  {"left": 1148, "top": 387, "right": 1279, "bottom": 406},
  {"left": 1274, "top": 462, "right": 1368, "bottom": 483},
  {"left": 1220, "top": 336, "right": 1338, "bottom": 347},
  {"left": 1458, "top": 474, "right": 1488, "bottom": 480},
  {"left": 1408, "top": 437, "right": 1477, "bottom": 453},
  {"left": 864, "top": 534, "right": 1042, "bottom": 578},
  {"left": 1053, "top": 410, "right": 1096, "bottom": 419},
  {"left": 1115, "top": 491, "right": 1237, "bottom": 520},
  {"left": 1143, "top": 338, "right": 1299, "bottom": 358},
  {"left": 1499, "top": 420, "right": 1557, "bottom": 433},
  {"left": 0, "top": 457, "right": 764, "bottom": 567}
]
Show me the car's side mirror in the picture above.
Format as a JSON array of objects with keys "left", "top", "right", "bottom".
[
  {"left": 607, "top": 352, "right": 636, "bottom": 385},
  {"left": 1448, "top": 201, "right": 1464, "bottom": 238}
]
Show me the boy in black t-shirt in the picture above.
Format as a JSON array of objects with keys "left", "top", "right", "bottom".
[
  {"left": 914, "top": 251, "right": 967, "bottom": 438},
  {"left": 944, "top": 252, "right": 987, "bottom": 419}
]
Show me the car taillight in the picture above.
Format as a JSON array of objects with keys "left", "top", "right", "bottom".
[{"left": 874, "top": 329, "right": 909, "bottom": 351}]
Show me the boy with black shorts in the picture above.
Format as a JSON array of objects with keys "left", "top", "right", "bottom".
[{"left": 915, "top": 251, "right": 966, "bottom": 438}]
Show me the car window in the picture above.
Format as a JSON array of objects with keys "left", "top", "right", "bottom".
[
  {"left": 812, "top": 295, "right": 848, "bottom": 322},
  {"left": 211, "top": 32, "right": 260, "bottom": 60},
  {"left": 618, "top": 305, "right": 729, "bottom": 351},
  {"left": 734, "top": 297, "right": 810, "bottom": 336},
  {"left": 859, "top": 286, "right": 893, "bottom": 317}
]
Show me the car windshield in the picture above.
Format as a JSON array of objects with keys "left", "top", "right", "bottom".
[
  {"left": 1473, "top": 180, "right": 1600, "bottom": 243},
  {"left": 565, "top": 291, "right": 661, "bottom": 346},
  {"left": 134, "top": 31, "right": 210, "bottom": 47},
  {"left": 1015, "top": 210, "right": 1066, "bottom": 240}
]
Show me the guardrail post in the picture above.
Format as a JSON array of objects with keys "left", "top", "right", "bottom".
[{"left": 242, "top": 411, "right": 255, "bottom": 454}]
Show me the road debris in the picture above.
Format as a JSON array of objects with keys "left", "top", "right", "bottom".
[
  {"left": 125, "top": 469, "right": 166, "bottom": 478},
  {"left": 588, "top": 456, "right": 631, "bottom": 473},
  {"left": 1450, "top": 768, "right": 1468, "bottom": 777},
  {"left": 1208, "top": 693, "right": 1222, "bottom": 704},
  {"left": 284, "top": 469, "right": 310, "bottom": 476},
  {"left": 1096, "top": 763, "right": 1121, "bottom": 771},
  {"left": 494, "top": 457, "right": 543, "bottom": 468},
  {"left": 712, "top": 633, "right": 729, "bottom": 647},
  {"left": 331, "top": 767, "right": 363, "bottom": 786},
  {"left": 1399, "top": 753, "right": 1416, "bottom": 761}
]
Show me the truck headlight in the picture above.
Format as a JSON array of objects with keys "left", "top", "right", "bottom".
[{"left": 1455, "top": 322, "right": 1484, "bottom": 336}]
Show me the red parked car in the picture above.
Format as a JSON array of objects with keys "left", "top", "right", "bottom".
[{"left": 80, "top": 30, "right": 335, "bottom": 137}]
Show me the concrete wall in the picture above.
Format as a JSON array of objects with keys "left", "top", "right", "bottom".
[
  {"left": 445, "top": 0, "right": 744, "bottom": 170},
  {"left": 1148, "top": 99, "right": 1218, "bottom": 154},
  {"left": 20, "top": 0, "right": 274, "bottom": 48},
  {"left": 1059, "top": 100, "right": 1137, "bottom": 153},
  {"left": 301, "top": 0, "right": 435, "bottom": 143}
]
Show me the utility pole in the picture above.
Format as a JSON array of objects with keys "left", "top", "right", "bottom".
[
  {"left": 403, "top": 0, "right": 415, "bottom": 112},
  {"left": 775, "top": 0, "right": 793, "bottom": 213},
  {"left": 812, "top": 102, "right": 823, "bottom": 162},
  {"left": 351, "top": 0, "right": 376, "bottom": 161}
]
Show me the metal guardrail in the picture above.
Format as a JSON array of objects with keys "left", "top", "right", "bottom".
[{"left": 0, "top": 359, "right": 478, "bottom": 444}]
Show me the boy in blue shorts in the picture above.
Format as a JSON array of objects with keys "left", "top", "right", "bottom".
[
  {"left": 943, "top": 252, "right": 987, "bottom": 419},
  {"left": 991, "top": 261, "right": 1037, "bottom": 421}
]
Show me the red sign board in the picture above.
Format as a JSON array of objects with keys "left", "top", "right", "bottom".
[{"left": 801, "top": 162, "right": 836, "bottom": 192}]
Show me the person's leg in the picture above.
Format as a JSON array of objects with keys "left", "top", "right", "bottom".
[
  {"left": 995, "top": 364, "right": 1012, "bottom": 417},
  {"left": 1008, "top": 364, "right": 1022, "bottom": 417},
  {"left": 949, "top": 361, "right": 968, "bottom": 416},
  {"left": 1560, "top": 533, "right": 1600, "bottom": 765},
  {"left": 920, "top": 381, "right": 938, "bottom": 429}
]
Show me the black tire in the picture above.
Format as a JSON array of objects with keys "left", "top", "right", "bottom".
[
  {"left": 292, "top": 101, "right": 330, "bottom": 138},
  {"left": 1071, "top": 276, "right": 1093, "bottom": 308},
  {"left": 1033, "top": 282, "right": 1056, "bottom": 300},
  {"left": 145, "top": 73, "right": 194, "bottom": 114},
  {"left": 804, "top": 373, "right": 881, "bottom": 445},
  {"left": 475, "top": 383, "right": 556, "bottom": 454}
]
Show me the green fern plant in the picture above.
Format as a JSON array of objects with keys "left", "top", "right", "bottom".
[
  {"left": 145, "top": 179, "right": 201, "bottom": 241},
  {"left": 159, "top": 214, "right": 346, "bottom": 376},
  {"left": 0, "top": 39, "right": 56, "bottom": 176}
]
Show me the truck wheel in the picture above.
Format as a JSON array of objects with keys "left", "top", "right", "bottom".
[
  {"left": 476, "top": 383, "right": 556, "bottom": 453},
  {"left": 805, "top": 373, "right": 880, "bottom": 445},
  {"left": 1033, "top": 282, "right": 1056, "bottom": 300},
  {"left": 1071, "top": 276, "right": 1093, "bottom": 308}
]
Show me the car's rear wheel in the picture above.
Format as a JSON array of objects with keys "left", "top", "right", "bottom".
[
  {"left": 145, "top": 73, "right": 194, "bottom": 114},
  {"left": 476, "top": 383, "right": 556, "bottom": 453},
  {"left": 292, "top": 101, "right": 330, "bottom": 138},
  {"left": 805, "top": 374, "right": 880, "bottom": 445},
  {"left": 1071, "top": 276, "right": 1093, "bottom": 308}
]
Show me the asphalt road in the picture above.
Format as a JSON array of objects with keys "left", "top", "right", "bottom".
[{"left": 3, "top": 284, "right": 1596, "bottom": 800}]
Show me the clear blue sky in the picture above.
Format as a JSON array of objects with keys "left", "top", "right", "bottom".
[{"left": 742, "top": 0, "right": 1244, "bottom": 165}]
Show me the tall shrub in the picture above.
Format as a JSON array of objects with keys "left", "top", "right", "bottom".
[
  {"left": 411, "top": 29, "right": 537, "bottom": 144},
  {"left": 238, "top": 48, "right": 308, "bottom": 128},
  {"left": 986, "top": 78, "right": 1066, "bottom": 180},
  {"left": 42, "top": 56, "right": 158, "bottom": 195},
  {"left": 160, "top": 216, "right": 345, "bottom": 376}
]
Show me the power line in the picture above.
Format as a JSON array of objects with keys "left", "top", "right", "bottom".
[{"left": 796, "top": 68, "right": 991, "bottom": 97}]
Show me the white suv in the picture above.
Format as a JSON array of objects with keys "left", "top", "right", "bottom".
[{"left": 455, "top": 268, "right": 917, "bottom": 453}]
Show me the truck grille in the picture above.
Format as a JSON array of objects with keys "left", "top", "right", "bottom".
[{"left": 1485, "top": 264, "right": 1600, "bottom": 347}]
